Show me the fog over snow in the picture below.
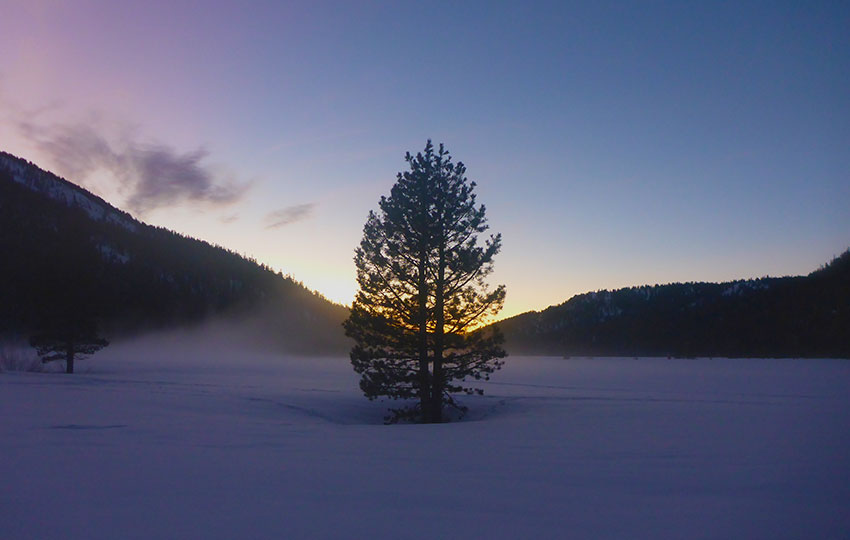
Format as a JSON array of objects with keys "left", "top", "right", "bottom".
[{"left": 2, "top": 329, "right": 849, "bottom": 539}]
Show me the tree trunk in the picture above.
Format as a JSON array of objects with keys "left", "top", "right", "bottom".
[
  {"left": 418, "top": 248, "right": 431, "bottom": 422},
  {"left": 432, "top": 242, "right": 445, "bottom": 423},
  {"left": 66, "top": 343, "right": 74, "bottom": 374}
]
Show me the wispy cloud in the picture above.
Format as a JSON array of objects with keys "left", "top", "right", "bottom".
[
  {"left": 264, "top": 203, "right": 316, "bottom": 229},
  {"left": 13, "top": 115, "right": 249, "bottom": 215}
]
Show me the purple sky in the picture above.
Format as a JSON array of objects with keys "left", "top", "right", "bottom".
[{"left": 2, "top": 1, "right": 848, "bottom": 319}]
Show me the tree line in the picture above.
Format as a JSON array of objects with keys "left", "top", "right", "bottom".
[{"left": 493, "top": 251, "right": 850, "bottom": 359}]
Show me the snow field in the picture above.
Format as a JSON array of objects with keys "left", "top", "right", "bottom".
[{"left": 2, "top": 331, "right": 849, "bottom": 539}]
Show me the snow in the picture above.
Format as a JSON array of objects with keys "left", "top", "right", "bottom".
[
  {"left": 721, "top": 279, "right": 771, "bottom": 297},
  {"left": 2, "top": 331, "right": 849, "bottom": 539},
  {"left": 97, "top": 243, "right": 131, "bottom": 264},
  {"left": 0, "top": 153, "right": 137, "bottom": 231}
]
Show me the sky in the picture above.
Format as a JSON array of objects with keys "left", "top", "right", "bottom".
[{"left": 1, "top": 0, "right": 848, "bottom": 320}]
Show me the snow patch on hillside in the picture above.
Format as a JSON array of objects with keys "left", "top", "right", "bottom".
[
  {"left": 722, "top": 279, "right": 771, "bottom": 297},
  {"left": 0, "top": 152, "right": 137, "bottom": 231}
]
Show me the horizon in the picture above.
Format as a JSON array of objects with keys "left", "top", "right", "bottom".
[
  {"left": 4, "top": 146, "right": 846, "bottom": 323},
  {"left": 1, "top": 1, "right": 848, "bottom": 320}
]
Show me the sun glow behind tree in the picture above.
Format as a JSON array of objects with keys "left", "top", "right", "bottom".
[{"left": 345, "top": 141, "right": 506, "bottom": 423}]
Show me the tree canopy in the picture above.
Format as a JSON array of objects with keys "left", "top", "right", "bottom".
[
  {"left": 30, "top": 325, "right": 108, "bottom": 374},
  {"left": 344, "top": 141, "right": 506, "bottom": 423}
]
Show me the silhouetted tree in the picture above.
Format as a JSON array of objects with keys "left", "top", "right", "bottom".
[
  {"left": 30, "top": 321, "right": 108, "bottom": 374},
  {"left": 26, "top": 219, "right": 109, "bottom": 374},
  {"left": 344, "top": 141, "right": 506, "bottom": 423}
]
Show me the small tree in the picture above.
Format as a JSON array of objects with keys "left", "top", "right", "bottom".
[
  {"left": 25, "top": 218, "right": 109, "bottom": 374},
  {"left": 344, "top": 140, "right": 506, "bottom": 423},
  {"left": 30, "top": 319, "right": 108, "bottom": 374}
]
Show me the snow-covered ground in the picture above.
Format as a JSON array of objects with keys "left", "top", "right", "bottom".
[{"left": 2, "top": 331, "right": 849, "bottom": 539}]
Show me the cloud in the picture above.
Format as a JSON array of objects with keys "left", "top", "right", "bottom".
[
  {"left": 220, "top": 213, "right": 240, "bottom": 224},
  {"left": 264, "top": 203, "right": 316, "bottom": 229},
  {"left": 125, "top": 145, "right": 246, "bottom": 214},
  {"left": 14, "top": 117, "right": 248, "bottom": 215}
]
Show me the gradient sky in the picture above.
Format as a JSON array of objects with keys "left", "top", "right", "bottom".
[{"left": 1, "top": 0, "right": 848, "bottom": 320}]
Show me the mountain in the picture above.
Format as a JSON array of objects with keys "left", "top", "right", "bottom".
[
  {"left": 4, "top": 150, "right": 846, "bottom": 359},
  {"left": 491, "top": 251, "right": 850, "bottom": 358},
  {"left": 0, "top": 151, "right": 350, "bottom": 354}
]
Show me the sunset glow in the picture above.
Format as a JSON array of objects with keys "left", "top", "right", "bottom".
[{"left": 1, "top": 1, "right": 847, "bottom": 320}]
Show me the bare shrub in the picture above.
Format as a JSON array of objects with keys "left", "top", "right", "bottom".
[{"left": 0, "top": 341, "right": 45, "bottom": 372}]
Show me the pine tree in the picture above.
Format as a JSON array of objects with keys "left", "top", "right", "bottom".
[
  {"left": 27, "top": 217, "right": 109, "bottom": 374},
  {"left": 344, "top": 140, "right": 506, "bottom": 423},
  {"left": 30, "top": 321, "right": 108, "bottom": 374}
]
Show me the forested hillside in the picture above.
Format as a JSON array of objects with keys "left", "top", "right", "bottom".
[
  {"left": 4, "top": 150, "right": 846, "bottom": 359},
  {"left": 493, "top": 251, "right": 850, "bottom": 358},
  {"left": 0, "top": 151, "right": 349, "bottom": 354}
]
